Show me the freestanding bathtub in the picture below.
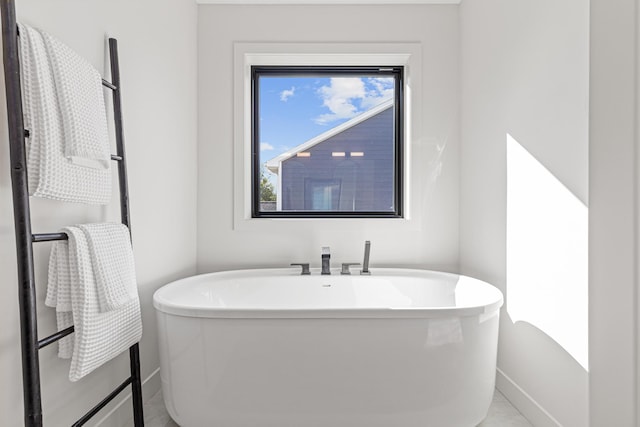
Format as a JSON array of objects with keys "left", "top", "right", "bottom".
[{"left": 153, "top": 268, "right": 503, "bottom": 427}]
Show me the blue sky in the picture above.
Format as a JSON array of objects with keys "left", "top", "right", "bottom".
[{"left": 258, "top": 76, "right": 394, "bottom": 168}]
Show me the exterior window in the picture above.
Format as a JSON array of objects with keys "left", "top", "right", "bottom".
[
  {"left": 252, "top": 66, "right": 404, "bottom": 218},
  {"left": 305, "top": 178, "right": 341, "bottom": 210}
]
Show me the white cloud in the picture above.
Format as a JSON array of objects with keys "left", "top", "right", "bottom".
[
  {"left": 280, "top": 87, "right": 295, "bottom": 102},
  {"left": 260, "top": 142, "right": 274, "bottom": 151},
  {"left": 315, "top": 78, "right": 365, "bottom": 124},
  {"left": 369, "top": 77, "right": 394, "bottom": 93},
  {"left": 361, "top": 77, "right": 394, "bottom": 110},
  {"left": 315, "top": 77, "right": 394, "bottom": 125}
]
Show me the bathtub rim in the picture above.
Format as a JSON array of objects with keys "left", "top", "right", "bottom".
[{"left": 153, "top": 267, "right": 503, "bottom": 319}]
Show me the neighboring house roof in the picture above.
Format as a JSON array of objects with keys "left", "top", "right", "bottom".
[{"left": 265, "top": 99, "right": 393, "bottom": 174}]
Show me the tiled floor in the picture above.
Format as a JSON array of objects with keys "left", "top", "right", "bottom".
[
  {"left": 479, "top": 390, "right": 533, "bottom": 427},
  {"left": 131, "top": 388, "right": 531, "bottom": 427}
]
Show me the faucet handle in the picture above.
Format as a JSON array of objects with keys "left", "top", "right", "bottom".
[
  {"left": 291, "top": 263, "right": 311, "bottom": 275},
  {"left": 341, "top": 263, "right": 360, "bottom": 275}
]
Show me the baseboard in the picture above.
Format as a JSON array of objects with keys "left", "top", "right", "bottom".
[
  {"left": 94, "top": 368, "right": 161, "bottom": 427},
  {"left": 496, "top": 368, "right": 562, "bottom": 427}
]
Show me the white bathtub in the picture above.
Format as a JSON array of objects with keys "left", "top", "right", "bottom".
[{"left": 153, "top": 268, "right": 503, "bottom": 427}]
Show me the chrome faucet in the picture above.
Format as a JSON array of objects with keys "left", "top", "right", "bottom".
[
  {"left": 321, "top": 246, "right": 331, "bottom": 275},
  {"left": 361, "top": 240, "right": 371, "bottom": 275}
]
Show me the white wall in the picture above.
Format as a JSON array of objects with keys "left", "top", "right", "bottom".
[
  {"left": 460, "top": 0, "right": 589, "bottom": 426},
  {"left": 197, "top": 4, "right": 460, "bottom": 273},
  {"left": 0, "top": 1, "right": 198, "bottom": 425},
  {"left": 589, "top": 0, "right": 638, "bottom": 424}
]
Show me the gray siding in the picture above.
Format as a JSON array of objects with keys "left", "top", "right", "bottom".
[{"left": 281, "top": 107, "right": 395, "bottom": 211}]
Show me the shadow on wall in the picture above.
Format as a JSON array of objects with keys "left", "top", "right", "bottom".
[{"left": 500, "top": 311, "right": 589, "bottom": 424}]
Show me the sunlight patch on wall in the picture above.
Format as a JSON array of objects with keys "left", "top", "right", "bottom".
[{"left": 506, "top": 134, "right": 588, "bottom": 370}]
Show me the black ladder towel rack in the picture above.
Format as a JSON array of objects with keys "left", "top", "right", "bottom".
[{"left": 0, "top": 0, "right": 144, "bottom": 425}]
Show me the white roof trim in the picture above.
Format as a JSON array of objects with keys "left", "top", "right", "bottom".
[
  {"left": 199, "top": 0, "right": 460, "bottom": 4},
  {"left": 265, "top": 99, "right": 393, "bottom": 174}
]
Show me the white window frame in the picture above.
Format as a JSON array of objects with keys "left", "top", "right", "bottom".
[{"left": 233, "top": 42, "right": 422, "bottom": 231}]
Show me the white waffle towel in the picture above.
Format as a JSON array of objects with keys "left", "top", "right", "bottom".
[
  {"left": 78, "top": 223, "right": 138, "bottom": 312},
  {"left": 46, "top": 224, "right": 142, "bottom": 381},
  {"left": 42, "top": 31, "right": 111, "bottom": 169},
  {"left": 46, "top": 242, "right": 74, "bottom": 359},
  {"left": 18, "top": 23, "right": 111, "bottom": 204}
]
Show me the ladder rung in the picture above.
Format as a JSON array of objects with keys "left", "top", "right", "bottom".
[
  {"left": 101, "top": 79, "right": 117, "bottom": 90},
  {"left": 72, "top": 376, "right": 133, "bottom": 427},
  {"left": 32, "top": 232, "right": 68, "bottom": 242},
  {"left": 38, "top": 326, "right": 74, "bottom": 349}
]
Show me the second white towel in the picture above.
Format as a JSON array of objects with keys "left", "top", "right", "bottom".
[{"left": 46, "top": 223, "right": 142, "bottom": 381}]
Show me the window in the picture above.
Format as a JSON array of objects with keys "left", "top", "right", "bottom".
[
  {"left": 251, "top": 66, "right": 404, "bottom": 218},
  {"left": 305, "top": 178, "right": 341, "bottom": 210}
]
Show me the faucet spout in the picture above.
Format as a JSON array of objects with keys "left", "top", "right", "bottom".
[
  {"left": 361, "top": 241, "right": 371, "bottom": 275},
  {"left": 321, "top": 246, "right": 331, "bottom": 275}
]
